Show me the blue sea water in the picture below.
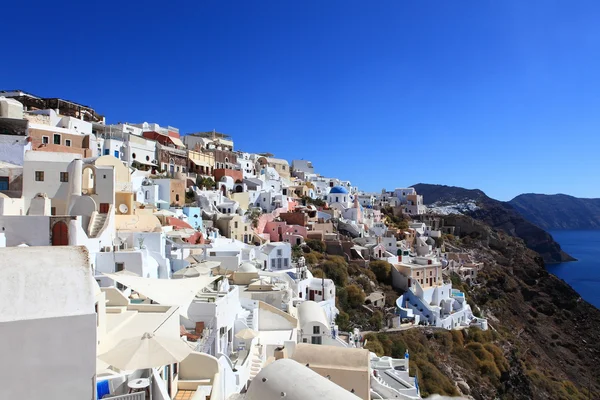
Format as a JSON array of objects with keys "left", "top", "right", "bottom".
[{"left": 547, "top": 230, "right": 600, "bottom": 309}]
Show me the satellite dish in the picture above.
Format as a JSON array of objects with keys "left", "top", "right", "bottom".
[{"left": 118, "top": 204, "right": 129, "bottom": 214}]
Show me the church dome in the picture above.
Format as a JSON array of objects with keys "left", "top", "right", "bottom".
[{"left": 329, "top": 186, "right": 349, "bottom": 194}]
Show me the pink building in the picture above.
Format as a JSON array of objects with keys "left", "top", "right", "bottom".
[{"left": 264, "top": 221, "right": 308, "bottom": 244}]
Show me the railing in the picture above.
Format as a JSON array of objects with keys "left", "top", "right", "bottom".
[
  {"left": 115, "top": 181, "right": 134, "bottom": 192},
  {"left": 194, "top": 317, "right": 217, "bottom": 354},
  {"left": 104, "top": 392, "right": 145, "bottom": 400}
]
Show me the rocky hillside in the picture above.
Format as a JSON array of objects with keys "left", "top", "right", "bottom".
[
  {"left": 365, "top": 215, "right": 600, "bottom": 399},
  {"left": 509, "top": 193, "right": 600, "bottom": 230},
  {"left": 412, "top": 184, "right": 574, "bottom": 263}
]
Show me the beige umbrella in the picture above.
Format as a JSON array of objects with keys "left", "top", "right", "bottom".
[
  {"left": 98, "top": 332, "right": 192, "bottom": 371},
  {"left": 235, "top": 328, "right": 259, "bottom": 340},
  {"left": 172, "top": 265, "right": 210, "bottom": 279},
  {"left": 154, "top": 209, "right": 176, "bottom": 217}
]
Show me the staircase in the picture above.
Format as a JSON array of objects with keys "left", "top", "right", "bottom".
[
  {"left": 248, "top": 345, "right": 263, "bottom": 381},
  {"left": 89, "top": 212, "right": 108, "bottom": 238},
  {"left": 245, "top": 310, "right": 254, "bottom": 329}
]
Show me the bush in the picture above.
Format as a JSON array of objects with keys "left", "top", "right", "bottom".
[
  {"left": 304, "top": 252, "right": 318, "bottom": 266},
  {"left": 346, "top": 284, "right": 366, "bottom": 308},
  {"left": 322, "top": 259, "right": 349, "bottom": 287},
  {"left": 312, "top": 268, "right": 325, "bottom": 279},
  {"left": 356, "top": 276, "right": 372, "bottom": 294},
  {"left": 336, "top": 311, "right": 351, "bottom": 331},
  {"left": 369, "top": 310, "right": 384, "bottom": 330},
  {"left": 369, "top": 260, "right": 393, "bottom": 285},
  {"left": 306, "top": 239, "right": 326, "bottom": 253}
]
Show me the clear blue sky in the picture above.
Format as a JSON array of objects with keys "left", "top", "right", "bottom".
[{"left": 3, "top": 1, "right": 600, "bottom": 201}]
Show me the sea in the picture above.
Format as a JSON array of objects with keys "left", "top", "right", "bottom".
[{"left": 547, "top": 230, "right": 600, "bottom": 309}]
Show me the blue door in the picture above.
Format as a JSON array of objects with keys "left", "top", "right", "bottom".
[{"left": 114, "top": 150, "right": 119, "bottom": 158}]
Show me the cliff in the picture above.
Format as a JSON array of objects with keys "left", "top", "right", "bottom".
[
  {"left": 412, "top": 184, "right": 574, "bottom": 263},
  {"left": 364, "top": 216, "right": 600, "bottom": 399},
  {"left": 509, "top": 193, "right": 600, "bottom": 230}
]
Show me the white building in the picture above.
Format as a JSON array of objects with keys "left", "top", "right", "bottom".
[
  {"left": 257, "top": 242, "right": 292, "bottom": 271},
  {"left": 0, "top": 246, "right": 96, "bottom": 400}
]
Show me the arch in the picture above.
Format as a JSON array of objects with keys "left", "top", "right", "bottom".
[
  {"left": 81, "top": 165, "right": 96, "bottom": 195},
  {"left": 235, "top": 185, "right": 244, "bottom": 193},
  {"left": 52, "top": 221, "right": 69, "bottom": 246}
]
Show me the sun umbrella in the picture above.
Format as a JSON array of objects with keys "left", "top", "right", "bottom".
[
  {"left": 98, "top": 332, "right": 193, "bottom": 371},
  {"left": 235, "top": 328, "right": 259, "bottom": 340},
  {"left": 172, "top": 265, "right": 210, "bottom": 279},
  {"left": 154, "top": 209, "right": 176, "bottom": 217}
]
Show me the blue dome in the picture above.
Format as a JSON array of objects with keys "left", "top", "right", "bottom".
[{"left": 329, "top": 186, "right": 349, "bottom": 194}]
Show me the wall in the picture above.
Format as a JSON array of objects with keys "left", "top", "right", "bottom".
[
  {"left": 0, "top": 314, "right": 96, "bottom": 399},
  {"left": 0, "top": 134, "right": 30, "bottom": 165},
  {"left": 214, "top": 168, "right": 243, "bottom": 184}
]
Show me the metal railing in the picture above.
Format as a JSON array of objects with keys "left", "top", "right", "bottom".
[
  {"left": 103, "top": 392, "right": 145, "bottom": 400},
  {"left": 194, "top": 317, "right": 217, "bottom": 354}
]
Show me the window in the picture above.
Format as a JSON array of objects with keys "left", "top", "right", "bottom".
[
  {"left": 234, "top": 221, "right": 238, "bottom": 229},
  {"left": 175, "top": 194, "right": 180, "bottom": 202},
  {"left": 42, "top": 136, "right": 49, "bottom": 144},
  {"left": 104, "top": 149, "right": 110, "bottom": 155},
  {"left": 302, "top": 338, "right": 308, "bottom": 343},
  {"left": 60, "top": 172, "right": 69, "bottom": 182},
  {"left": 65, "top": 139, "right": 71, "bottom": 147},
  {"left": 284, "top": 258, "right": 289, "bottom": 267},
  {"left": 271, "top": 259, "right": 276, "bottom": 269},
  {"left": 114, "top": 150, "right": 119, "bottom": 158},
  {"left": 311, "top": 336, "right": 322, "bottom": 345},
  {"left": 313, "top": 326, "right": 320, "bottom": 334},
  {"left": 277, "top": 249, "right": 282, "bottom": 256},
  {"left": 132, "top": 153, "right": 137, "bottom": 159},
  {"left": 53, "top": 134, "right": 61, "bottom": 145},
  {"left": 145, "top": 191, "right": 149, "bottom": 200},
  {"left": 35, "top": 171, "right": 44, "bottom": 181}
]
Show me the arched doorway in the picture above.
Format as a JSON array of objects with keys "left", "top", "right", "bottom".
[
  {"left": 52, "top": 221, "right": 69, "bottom": 246},
  {"left": 221, "top": 185, "right": 227, "bottom": 196}
]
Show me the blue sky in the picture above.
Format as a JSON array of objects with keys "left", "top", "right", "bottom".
[{"left": 3, "top": 1, "right": 600, "bottom": 200}]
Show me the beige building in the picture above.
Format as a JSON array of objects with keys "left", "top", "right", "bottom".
[
  {"left": 391, "top": 256, "right": 442, "bottom": 291},
  {"left": 215, "top": 214, "right": 254, "bottom": 243},
  {"left": 290, "top": 343, "right": 371, "bottom": 400},
  {"left": 188, "top": 149, "right": 215, "bottom": 176}
]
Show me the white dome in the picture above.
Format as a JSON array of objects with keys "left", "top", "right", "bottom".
[{"left": 238, "top": 262, "right": 258, "bottom": 273}]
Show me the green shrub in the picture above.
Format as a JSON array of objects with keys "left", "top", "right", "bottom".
[
  {"left": 306, "top": 239, "right": 326, "bottom": 253},
  {"left": 369, "top": 310, "right": 384, "bottom": 330},
  {"left": 346, "top": 284, "right": 366, "bottom": 308},
  {"left": 369, "top": 260, "right": 393, "bottom": 285},
  {"left": 336, "top": 311, "right": 351, "bottom": 331},
  {"left": 322, "top": 260, "right": 348, "bottom": 286}
]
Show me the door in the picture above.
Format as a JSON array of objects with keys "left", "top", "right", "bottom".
[
  {"left": 0, "top": 177, "right": 8, "bottom": 190},
  {"left": 52, "top": 221, "right": 69, "bottom": 246},
  {"left": 309, "top": 290, "right": 315, "bottom": 301},
  {"left": 99, "top": 203, "right": 110, "bottom": 213}
]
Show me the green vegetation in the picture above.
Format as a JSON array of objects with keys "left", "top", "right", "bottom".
[
  {"left": 369, "top": 260, "right": 393, "bottom": 285},
  {"left": 195, "top": 176, "right": 216, "bottom": 189},
  {"left": 306, "top": 239, "right": 326, "bottom": 253}
]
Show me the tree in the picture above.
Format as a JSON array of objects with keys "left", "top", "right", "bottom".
[
  {"left": 346, "top": 284, "right": 366, "bottom": 308},
  {"left": 369, "top": 260, "right": 393, "bottom": 285},
  {"left": 336, "top": 311, "right": 351, "bottom": 331},
  {"left": 292, "top": 245, "right": 303, "bottom": 262}
]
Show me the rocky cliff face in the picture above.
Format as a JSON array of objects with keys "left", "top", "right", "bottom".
[
  {"left": 372, "top": 216, "right": 600, "bottom": 399},
  {"left": 509, "top": 193, "right": 600, "bottom": 230},
  {"left": 412, "top": 184, "right": 574, "bottom": 263}
]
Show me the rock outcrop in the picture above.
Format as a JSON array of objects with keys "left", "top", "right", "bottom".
[{"left": 412, "top": 184, "right": 574, "bottom": 263}]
